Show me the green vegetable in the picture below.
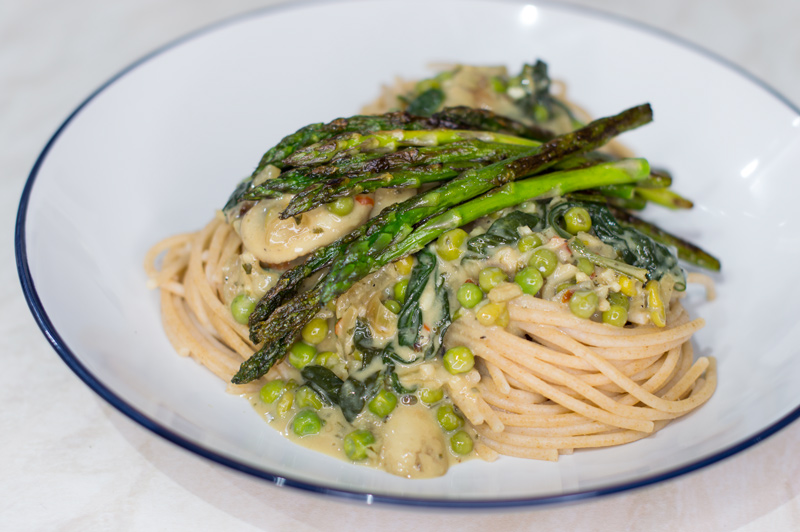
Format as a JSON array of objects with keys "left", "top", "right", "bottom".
[
  {"left": 419, "top": 387, "right": 444, "bottom": 405},
  {"left": 326, "top": 196, "right": 355, "bottom": 216},
  {"left": 514, "top": 267, "right": 544, "bottom": 295},
  {"left": 437, "top": 404, "right": 464, "bottom": 431},
  {"left": 576, "top": 257, "right": 595, "bottom": 275},
  {"left": 301, "top": 318, "right": 328, "bottom": 345},
  {"left": 383, "top": 299, "right": 401, "bottom": 314},
  {"left": 300, "top": 365, "right": 343, "bottom": 405},
  {"left": 288, "top": 341, "right": 317, "bottom": 369},
  {"left": 406, "top": 88, "right": 445, "bottom": 116},
  {"left": 607, "top": 291, "right": 630, "bottom": 311},
  {"left": 457, "top": 283, "right": 483, "bottom": 309},
  {"left": 292, "top": 410, "right": 323, "bottom": 436},
  {"left": 436, "top": 228, "right": 468, "bottom": 261},
  {"left": 393, "top": 280, "right": 409, "bottom": 304},
  {"left": 368, "top": 389, "right": 398, "bottom": 417},
  {"left": 549, "top": 200, "right": 687, "bottom": 289},
  {"left": 479, "top": 267, "right": 506, "bottom": 292},
  {"left": 465, "top": 210, "right": 541, "bottom": 259},
  {"left": 259, "top": 380, "right": 286, "bottom": 404},
  {"left": 564, "top": 206, "right": 592, "bottom": 234},
  {"left": 529, "top": 248, "right": 558, "bottom": 277},
  {"left": 233, "top": 105, "right": 654, "bottom": 384},
  {"left": 397, "top": 250, "right": 437, "bottom": 347},
  {"left": 231, "top": 294, "right": 256, "bottom": 325},
  {"left": 343, "top": 430, "right": 375, "bottom": 461},
  {"left": 275, "top": 390, "right": 294, "bottom": 417},
  {"left": 602, "top": 305, "right": 628, "bottom": 327},
  {"left": 450, "top": 430, "right": 474, "bottom": 455},
  {"left": 610, "top": 207, "right": 720, "bottom": 272},
  {"left": 518, "top": 233, "right": 542, "bottom": 252},
  {"left": 444, "top": 346, "right": 475, "bottom": 374},
  {"left": 506, "top": 60, "right": 581, "bottom": 127},
  {"left": 295, "top": 386, "right": 324, "bottom": 409},
  {"left": 315, "top": 350, "right": 340, "bottom": 369},
  {"left": 569, "top": 290, "right": 599, "bottom": 319}
]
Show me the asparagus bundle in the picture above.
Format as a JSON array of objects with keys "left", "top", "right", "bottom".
[{"left": 231, "top": 104, "right": 661, "bottom": 384}]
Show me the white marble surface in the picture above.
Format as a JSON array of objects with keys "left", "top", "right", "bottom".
[{"left": 4, "top": 0, "right": 800, "bottom": 530}]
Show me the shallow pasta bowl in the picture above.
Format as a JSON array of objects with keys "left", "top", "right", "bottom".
[{"left": 15, "top": 0, "right": 800, "bottom": 507}]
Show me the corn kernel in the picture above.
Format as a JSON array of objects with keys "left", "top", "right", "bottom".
[{"left": 618, "top": 275, "right": 637, "bottom": 297}]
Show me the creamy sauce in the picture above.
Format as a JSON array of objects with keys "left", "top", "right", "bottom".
[
  {"left": 230, "top": 66, "right": 673, "bottom": 478},
  {"left": 247, "top": 392, "right": 475, "bottom": 479}
]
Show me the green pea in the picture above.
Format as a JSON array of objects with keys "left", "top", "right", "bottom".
[
  {"left": 368, "top": 389, "right": 398, "bottom": 417},
  {"left": 576, "top": 257, "right": 594, "bottom": 276},
  {"left": 343, "top": 429, "right": 375, "bottom": 461},
  {"left": 436, "top": 228, "right": 468, "bottom": 261},
  {"left": 529, "top": 248, "right": 558, "bottom": 277},
  {"left": 517, "top": 234, "right": 542, "bottom": 252},
  {"left": 326, "top": 196, "right": 354, "bottom": 216},
  {"left": 564, "top": 206, "right": 592, "bottom": 234},
  {"left": 295, "top": 386, "right": 323, "bottom": 409},
  {"left": 384, "top": 299, "right": 401, "bottom": 314},
  {"left": 450, "top": 430, "right": 474, "bottom": 455},
  {"left": 292, "top": 409, "right": 323, "bottom": 436},
  {"left": 393, "top": 279, "right": 409, "bottom": 304},
  {"left": 456, "top": 283, "right": 483, "bottom": 309},
  {"left": 259, "top": 379, "right": 285, "bottom": 404},
  {"left": 419, "top": 387, "right": 444, "bottom": 405},
  {"left": 315, "top": 350, "right": 341, "bottom": 369},
  {"left": 444, "top": 346, "right": 475, "bottom": 374},
  {"left": 478, "top": 267, "right": 506, "bottom": 292},
  {"left": 288, "top": 341, "right": 317, "bottom": 369},
  {"left": 230, "top": 294, "right": 256, "bottom": 325},
  {"left": 602, "top": 305, "right": 628, "bottom": 327},
  {"left": 569, "top": 290, "right": 599, "bottom": 319},
  {"left": 437, "top": 404, "right": 463, "bottom": 431},
  {"left": 607, "top": 291, "right": 630, "bottom": 311},
  {"left": 301, "top": 318, "right": 329, "bottom": 345},
  {"left": 514, "top": 267, "right": 544, "bottom": 296}
]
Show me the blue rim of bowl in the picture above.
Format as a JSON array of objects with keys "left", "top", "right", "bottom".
[{"left": 15, "top": 0, "right": 800, "bottom": 509}]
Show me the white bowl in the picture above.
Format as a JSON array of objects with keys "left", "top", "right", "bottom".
[{"left": 16, "top": 0, "right": 800, "bottom": 507}]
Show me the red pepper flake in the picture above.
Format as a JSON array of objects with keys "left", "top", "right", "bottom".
[
  {"left": 355, "top": 195, "right": 374, "bottom": 207},
  {"left": 561, "top": 290, "right": 574, "bottom": 303},
  {"left": 423, "top": 324, "right": 431, "bottom": 332}
]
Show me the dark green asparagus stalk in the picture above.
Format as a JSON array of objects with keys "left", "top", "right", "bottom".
[
  {"left": 241, "top": 140, "right": 536, "bottom": 205},
  {"left": 609, "top": 207, "right": 721, "bottom": 271},
  {"left": 431, "top": 106, "right": 555, "bottom": 142},
  {"left": 379, "top": 159, "right": 650, "bottom": 263},
  {"left": 280, "top": 141, "right": 537, "bottom": 218},
  {"left": 226, "top": 106, "right": 567, "bottom": 211},
  {"left": 282, "top": 129, "right": 537, "bottom": 167},
  {"left": 320, "top": 104, "right": 653, "bottom": 301},
  {"left": 235, "top": 104, "right": 653, "bottom": 383},
  {"left": 245, "top": 203, "right": 403, "bottom": 341},
  {"left": 635, "top": 187, "right": 694, "bottom": 209},
  {"left": 223, "top": 112, "right": 447, "bottom": 211},
  {"left": 256, "top": 112, "right": 444, "bottom": 170},
  {"left": 233, "top": 158, "right": 649, "bottom": 384}
]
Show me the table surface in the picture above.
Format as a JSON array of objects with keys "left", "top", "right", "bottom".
[{"left": 4, "top": 0, "right": 800, "bottom": 530}]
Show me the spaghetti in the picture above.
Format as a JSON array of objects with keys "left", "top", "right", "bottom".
[{"left": 145, "top": 61, "right": 720, "bottom": 477}]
